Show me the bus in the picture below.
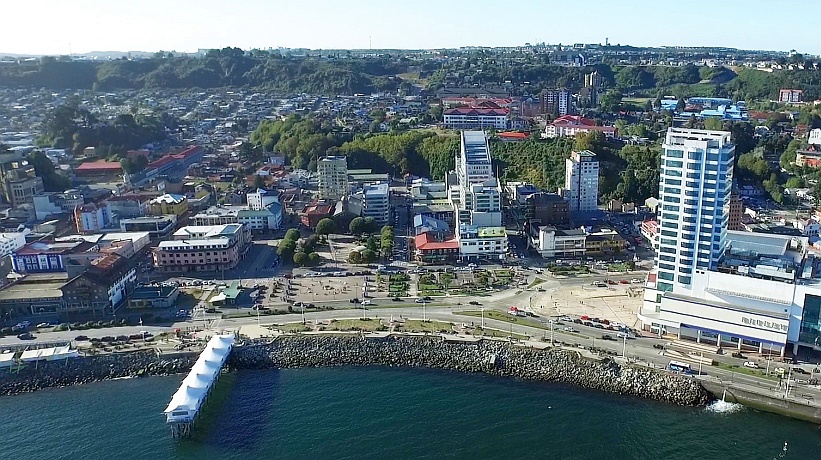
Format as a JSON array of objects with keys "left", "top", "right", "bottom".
[{"left": 668, "top": 360, "right": 692, "bottom": 374}]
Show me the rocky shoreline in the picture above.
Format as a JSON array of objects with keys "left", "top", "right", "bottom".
[
  {"left": 0, "top": 351, "right": 196, "bottom": 396},
  {"left": 230, "top": 335, "right": 711, "bottom": 406},
  {"left": 0, "top": 335, "right": 711, "bottom": 406}
]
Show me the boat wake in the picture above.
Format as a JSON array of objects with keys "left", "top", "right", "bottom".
[{"left": 705, "top": 400, "right": 744, "bottom": 414}]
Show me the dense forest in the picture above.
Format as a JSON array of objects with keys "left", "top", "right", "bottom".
[{"left": 3, "top": 49, "right": 821, "bottom": 100}]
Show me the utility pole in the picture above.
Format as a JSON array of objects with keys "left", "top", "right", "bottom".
[
  {"left": 480, "top": 306, "right": 484, "bottom": 329},
  {"left": 423, "top": 300, "right": 427, "bottom": 322},
  {"left": 550, "top": 320, "right": 555, "bottom": 346}
]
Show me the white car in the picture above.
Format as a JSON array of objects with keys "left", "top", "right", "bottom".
[
  {"left": 563, "top": 326, "right": 577, "bottom": 333},
  {"left": 743, "top": 361, "right": 759, "bottom": 369},
  {"left": 362, "top": 300, "right": 372, "bottom": 306}
]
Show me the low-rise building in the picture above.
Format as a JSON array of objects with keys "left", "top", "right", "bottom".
[
  {"left": 585, "top": 228, "right": 628, "bottom": 254},
  {"left": 246, "top": 188, "right": 280, "bottom": 211},
  {"left": 640, "top": 219, "right": 659, "bottom": 250},
  {"left": 193, "top": 204, "right": 282, "bottom": 231},
  {"left": 0, "top": 231, "right": 28, "bottom": 257},
  {"left": 120, "top": 215, "right": 177, "bottom": 239},
  {"left": 528, "top": 225, "right": 586, "bottom": 258},
  {"left": 525, "top": 193, "right": 569, "bottom": 226},
  {"left": 127, "top": 285, "right": 180, "bottom": 309},
  {"left": 443, "top": 107, "right": 509, "bottom": 130},
  {"left": 542, "top": 115, "right": 617, "bottom": 139},
  {"left": 457, "top": 224, "right": 507, "bottom": 261},
  {"left": 146, "top": 194, "right": 188, "bottom": 217},
  {"left": 33, "top": 190, "right": 85, "bottom": 220},
  {"left": 74, "top": 203, "right": 112, "bottom": 233},
  {"left": 153, "top": 224, "right": 251, "bottom": 273},
  {"left": 414, "top": 232, "right": 459, "bottom": 263},
  {"left": 300, "top": 201, "right": 334, "bottom": 229}
]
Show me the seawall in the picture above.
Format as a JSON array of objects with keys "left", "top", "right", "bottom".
[
  {"left": 229, "top": 335, "right": 711, "bottom": 406},
  {"left": 700, "top": 379, "right": 821, "bottom": 424},
  {"left": 0, "top": 351, "right": 197, "bottom": 396}
]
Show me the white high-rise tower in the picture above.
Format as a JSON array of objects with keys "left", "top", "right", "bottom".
[{"left": 654, "top": 128, "right": 735, "bottom": 291}]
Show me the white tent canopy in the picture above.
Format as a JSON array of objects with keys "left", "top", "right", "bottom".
[
  {"left": 0, "top": 352, "right": 15, "bottom": 368},
  {"left": 164, "top": 334, "right": 234, "bottom": 424}
]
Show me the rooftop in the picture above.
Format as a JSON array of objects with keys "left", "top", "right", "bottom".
[
  {"left": 130, "top": 286, "right": 178, "bottom": 300},
  {"left": 150, "top": 194, "right": 186, "bottom": 205},
  {"left": 172, "top": 224, "right": 244, "bottom": 239},
  {"left": 415, "top": 232, "right": 459, "bottom": 251},
  {"left": 461, "top": 131, "right": 491, "bottom": 165}
]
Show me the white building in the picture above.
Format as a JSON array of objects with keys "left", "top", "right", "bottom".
[
  {"left": 318, "top": 156, "right": 349, "bottom": 200},
  {"left": 564, "top": 150, "right": 599, "bottom": 213},
  {"left": 32, "top": 190, "right": 84, "bottom": 220},
  {"left": 193, "top": 204, "right": 282, "bottom": 231},
  {"left": 443, "top": 108, "right": 509, "bottom": 130},
  {"left": 447, "top": 131, "right": 508, "bottom": 260},
  {"left": 246, "top": 188, "right": 280, "bottom": 211},
  {"left": 641, "top": 231, "right": 821, "bottom": 358},
  {"left": 457, "top": 224, "right": 507, "bottom": 261},
  {"left": 362, "top": 182, "right": 390, "bottom": 225},
  {"left": 795, "top": 218, "right": 820, "bottom": 237},
  {"left": 0, "top": 230, "right": 28, "bottom": 257},
  {"left": 529, "top": 225, "right": 586, "bottom": 258},
  {"left": 655, "top": 128, "right": 735, "bottom": 290}
]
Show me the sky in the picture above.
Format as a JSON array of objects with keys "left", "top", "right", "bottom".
[{"left": 1, "top": 0, "right": 817, "bottom": 55}]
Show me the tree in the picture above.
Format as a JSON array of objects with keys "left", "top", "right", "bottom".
[
  {"left": 277, "top": 239, "right": 297, "bottom": 260},
  {"left": 348, "top": 251, "right": 363, "bottom": 264},
  {"left": 704, "top": 118, "right": 723, "bottom": 130},
  {"left": 599, "top": 90, "right": 623, "bottom": 113},
  {"left": 380, "top": 225, "right": 394, "bottom": 238},
  {"left": 293, "top": 251, "right": 308, "bottom": 266},
  {"left": 308, "top": 252, "right": 321, "bottom": 266},
  {"left": 284, "top": 228, "right": 300, "bottom": 242},
  {"left": 28, "top": 152, "right": 71, "bottom": 192},
  {"left": 362, "top": 217, "right": 377, "bottom": 233},
  {"left": 360, "top": 249, "right": 377, "bottom": 263},
  {"left": 316, "top": 218, "right": 336, "bottom": 235},
  {"left": 349, "top": 217, "right": 367, "bottom": 235},
  {"left": 254, "top": 175, "right": 265, "bottom": 189}
]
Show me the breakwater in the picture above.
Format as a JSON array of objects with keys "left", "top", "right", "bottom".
[
  {"left": 229, "top": 335, "right": 711, "bottom": 406},
  {"left": 0, "top": 351, "right": 196, "bottom": 396}
]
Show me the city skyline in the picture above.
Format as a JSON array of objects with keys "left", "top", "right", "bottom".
[{"left": 2, "top": 0, "right": 819, "bottom": 56}]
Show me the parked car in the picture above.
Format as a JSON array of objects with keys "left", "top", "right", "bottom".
[
  {"left": 74, "top": 335, "right": 89, "bottom": 341},
  {"left": 392, "top": 297, "right": 403, "bottom": 302},
  {"left": 601, "top": 334, "right": 616, "bottom": 341},
  {"left": 469, "top": 301, "right": 481, "bottom": 305},
  {"left": 743, "top": 361, "right": 759, "bottom": 369},
  {"left": 362, "top": 300, "right": 373, "bottom": 306},
  {"left": 793, "top": 367, "right": 810, "bottom": 374},
  {"left": 17, "top": 332, "right": 34, "bottom": 340},
  {"left": 731, "top": 352, "right": 746, "bottom": 359},
  {"left": 563, "top": 326, "right": 577, "bottom": 333}
]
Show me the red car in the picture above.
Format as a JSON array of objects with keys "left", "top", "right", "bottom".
[{"left": 620, "top": 280, "right": 629, "bottom": 284}]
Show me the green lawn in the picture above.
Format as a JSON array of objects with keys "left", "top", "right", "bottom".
[
  {"left": 327, "top": 318, "right": 387, "bottom": 332},
  {"left": 528, "top": 278, "right": 546, "bottom": 288},
  {"left": 713, "top": 362, "right": 779, "bottom": 381},
  {"left": 456, "top": 310, "right": 548, "bottom": 330},
  {"left": 274, "top": 323, "right": 311, "bottom": 333},
  {"left": 472, "top": 327, "right": 529, "bottom": 341},
  {"left": 395, "top": 320, "right": 453, "bottom": 333}
]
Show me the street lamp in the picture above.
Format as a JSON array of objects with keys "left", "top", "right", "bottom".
[
  {"left": 480, "top": 306, "right": 484, "bottom": 329},
  {"left": 549, "top": 319, "right": 555, "bottom": 346}
]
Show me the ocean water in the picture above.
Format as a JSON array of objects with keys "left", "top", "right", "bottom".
[{"left": 0, "top": 367, "right": 819, "bottom": 460}]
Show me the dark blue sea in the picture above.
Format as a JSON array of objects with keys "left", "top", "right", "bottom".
[{"left": 1, "top": 367, "right": 819, "bottom": 459}]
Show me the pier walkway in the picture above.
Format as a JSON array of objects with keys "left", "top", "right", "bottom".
[{"left": 164, "top": 333, "right": 234, "bottom": 438}]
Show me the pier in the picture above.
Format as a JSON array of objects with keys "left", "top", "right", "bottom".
[{"left": 164, "top": 333, "right": 234, "bottom": 438}]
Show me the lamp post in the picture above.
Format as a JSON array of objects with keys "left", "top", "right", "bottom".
[
  {"left": 423, "top": 300, "right": 427, "bottom": 322},
  {"left": 480, "top": 306, "right": 484, "bottom": 329},
  {"left": 549, "top": 319, "right": 555, "bottom": 346}
]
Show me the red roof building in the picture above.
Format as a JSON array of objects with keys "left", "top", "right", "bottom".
[
  {"left": 300, "top": 201, "right": 334, "bottom": 229},
  {"left": 75, "top": 160, "right": 123, "bottom": 176},
  {"left": 497, "top": 132, "right": 529, "bottom": 141},
  {"left": 413, "top": 232, "right": 459, "bottom": 263}
]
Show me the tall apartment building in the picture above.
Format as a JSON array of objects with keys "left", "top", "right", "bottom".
[
  {"left": 0, "top": 151, "right": 44, "bottom": 207},
  {"left": 564, "top": 150, "right": 599, "bottom": 213},
  {"left": 317, "top": 156, "right": 349, "bottom": 200},
  {"left": 584, "top": 70, "right": 602, "bottom": 88},
  {"left": 654, "top": 128, "right": 735, "bottom": 290},
  {"left": 539, "top": 89, "right": 573, "bottom": 116},
  {"left": 448, "top": 131, "right": 507, "bottom": 261},
  {"left": 362, "top": 182, "right": 390, "bottom": 224}
]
